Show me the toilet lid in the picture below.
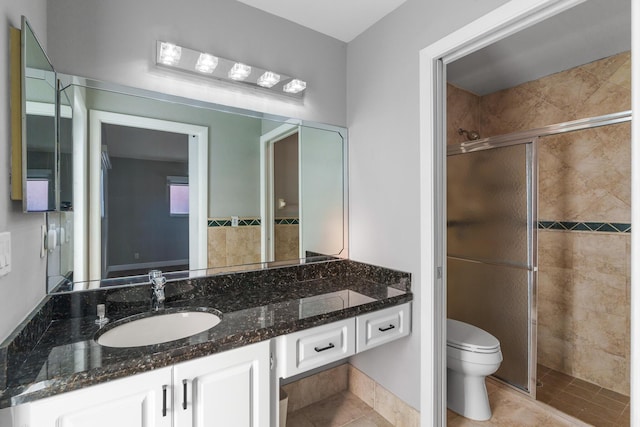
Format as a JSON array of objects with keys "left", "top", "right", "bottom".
[{"left": 447, "top": 319, "right": 500, "bottom": 353}]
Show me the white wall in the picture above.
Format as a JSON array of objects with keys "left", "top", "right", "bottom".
[
  {"left": 346, "top": 0, "right": 510, "bottom": 410},
  {"left": 47, "top": 0, "right": 347, "bottom": 127},
  {"left": 0, "top": 0, "right": 49, "bottom": 342}
]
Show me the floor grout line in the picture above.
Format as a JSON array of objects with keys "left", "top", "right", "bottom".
[{"left": 536, "top": 364, "right": 630, "bottom": 426}]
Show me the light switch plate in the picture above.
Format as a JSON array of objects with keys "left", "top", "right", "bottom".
[{"left": 0, "top": 232, "right": 11, "bottom": 277}]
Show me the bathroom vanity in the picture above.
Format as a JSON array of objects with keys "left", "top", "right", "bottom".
[{"left": 0, "top": 259, "right": 412, "bottom": 427}]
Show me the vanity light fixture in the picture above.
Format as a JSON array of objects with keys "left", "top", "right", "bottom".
[
  {"left": 257, "top": 71, "right": 281, "bottom": 88},
  {"left": 195, "top": 53, "right": 218, "bottom": 74},
  {"left": 228, "top": 63, "right": 252, "bottom": 81},
  {"left": 283, "top": 79, "right": 307, "bottom": 94},
  {"left": 158, "top": 42, "right": 182, "bottom": 66},
  {"left": 155, "top": 41, "right": 306, "bottom": 99}
]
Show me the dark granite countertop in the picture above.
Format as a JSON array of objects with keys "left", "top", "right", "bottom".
[{"left": 0, "top": 259, "right": 411, "bottom": 408}]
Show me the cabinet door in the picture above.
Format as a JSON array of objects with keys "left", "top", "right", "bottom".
[
  {"left": 173, "top": 340, "right": 271, "bottom": 427},
  {"left": 18, "top": 366, "right": 173, "bottom": 427}
]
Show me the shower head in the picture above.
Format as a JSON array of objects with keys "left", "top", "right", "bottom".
[{"left": 458, "top": 128, "right": 481, "bottom": 141}]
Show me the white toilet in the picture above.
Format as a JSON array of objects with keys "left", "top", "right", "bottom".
[{"left": 446, "top": 318, "right": 503, "bottom": 421}]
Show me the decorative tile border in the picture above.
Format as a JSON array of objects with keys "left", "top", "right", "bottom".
[
  {"left": 207, "top": 218, "right": 300, "bottom": 226},
  {"left": 208, "top": 218, "right": 261, "bottom": 227},
  {"left": 275, "top": 218, "right": 299, "bottom": 225},
  {"left": 538, "top": 221, "right": 631, "bottom": 233}
]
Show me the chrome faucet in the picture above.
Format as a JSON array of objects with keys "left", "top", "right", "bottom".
[{"left": 149, "top": 270, "right": 166, "bottom": 310}]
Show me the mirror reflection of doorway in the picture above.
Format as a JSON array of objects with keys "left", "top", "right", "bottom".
[
  {"left": 101, "top": 124, "right": 189, "bottom": 278},
  {"left": 273, "top": 132, "right": 300, "bottom": 262},
  {"left": 87, "top": 110, "right": 208, "bottom": 285}
]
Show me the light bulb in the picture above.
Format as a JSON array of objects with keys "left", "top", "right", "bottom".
[
  {"left": 228, "top": 63, "right": 252, "bottom": 81},
  {"left": 283, "top": 79, "right": 307, "bottom": 94},
  {"left": 195, "top": 53, "right": 218, "bottom": 73}
]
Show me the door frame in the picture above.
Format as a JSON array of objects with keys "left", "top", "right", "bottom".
[
  {"left": 260, "top": 123, "right": 300, "bottom": 263},
  {"left": 418, "top": 0, "right": 640, "bottom": 425},
  {"left": 88, "top": 110, "right": 208, "bottom": 283}
]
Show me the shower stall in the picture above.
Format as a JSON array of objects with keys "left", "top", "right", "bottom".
[
  {"left": 447, "top": 111, "right": 632, "bottom": 410},
  {"left": 447, "top": 138, "right": 538, "bottom": 396}
]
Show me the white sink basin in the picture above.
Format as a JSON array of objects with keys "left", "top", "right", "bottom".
[{"left": 97, "top": 311, "right": 221, "bottom": 348}]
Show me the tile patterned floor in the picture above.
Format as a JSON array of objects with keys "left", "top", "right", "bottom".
[
  {"left": 288, "top": 370, "right": 630, "bottom": 426},
  {"left": 536, "top": 365, "right": 630, "bottom": 427},
  {"left": 287, "top": 390, "right": 393, "bottom": 427},
  {"left": 447, "top": 377, "right": 586, "bottom": 427}
]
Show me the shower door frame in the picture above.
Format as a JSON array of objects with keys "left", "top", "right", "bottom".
[
  {"left": 447, "top": 136, "right": 539, "bottom": 397},
  {"left": 418, "top": 1, "right": 639, "bottom": 425}
]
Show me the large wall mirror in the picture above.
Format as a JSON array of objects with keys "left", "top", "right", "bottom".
[{"left": 47, "top": 78, "right": 347, "bottom": 293}]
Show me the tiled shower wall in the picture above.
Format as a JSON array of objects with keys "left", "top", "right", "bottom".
[
  {"left": 448, "top": 51, "right": 631, "bottom": 394},
  {"left": 207, "top": 218, "right": 300, "bottom": 268}
]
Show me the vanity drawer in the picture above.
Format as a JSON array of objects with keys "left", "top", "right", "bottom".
[
  {"left": 356, "top": 302, "right": 411, "bottom": 352},
  {"left": 278, "top": 318, "right": 356, "bottom": 378}
]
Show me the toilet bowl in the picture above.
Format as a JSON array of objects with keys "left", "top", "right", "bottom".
[{"left": 447, "top": 319, "right": 502, "bottom": 421}]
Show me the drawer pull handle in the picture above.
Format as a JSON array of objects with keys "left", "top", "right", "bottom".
[
  {"left": 162, "top": 385, "right": 167, "bottom": 417},
  {"left": 379, "top": 324, "right": 396, "bottom": 332},
  {"left": 314, "top": 343, "right": 335, "bottom": 352},
  {"left": 182, "top": 379, "right": 188, "bottom": 410}
]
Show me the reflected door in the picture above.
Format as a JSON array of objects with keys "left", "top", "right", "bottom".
[{"left": 447, "top": 142, "right": 536, "bottom": 394}]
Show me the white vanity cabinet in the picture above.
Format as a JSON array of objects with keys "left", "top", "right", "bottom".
[
  {"left": 1, "top": 303, "right": 411, "bottom": 427},
  {"left": 10, "top": 366, "right": 173, "bottom": 427},
  {"left": 3, "top": 340, "right": 270, "bottom": 427},
  {"left": 173, "top": 340, "right": 270, "bottom": 427},
  {"left": 276, "top": 302, "right": 412, "bottom": 379}
]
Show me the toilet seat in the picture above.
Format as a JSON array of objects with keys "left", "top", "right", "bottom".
[{"left": 447, "top": 319, "right": 500, "bottom": 354}]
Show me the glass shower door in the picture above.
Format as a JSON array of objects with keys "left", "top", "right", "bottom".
[{"left": 447, "top": 141, "right": 536, "bottom": 394}]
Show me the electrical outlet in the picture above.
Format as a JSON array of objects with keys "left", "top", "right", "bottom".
[
  {"left": 0, "top": 232, "right": 11, "bottom": 277},
  {"left": 134, "top": 252, "right": 140, "bottom": 260},
  {"left": 231, "top": 216, "right": 239, "bottom": 227}
]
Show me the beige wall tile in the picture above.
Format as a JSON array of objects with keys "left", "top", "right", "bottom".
[
  {"left": 538, "top": 231, "right": 629, "bottom": 394},
  {"left": 207, "top": 227, "right": 227, "bottom": 268},
  {"left": 526, "top": 67, "right": 601, "bottom": 114},
  {"left": 538, "top": 230, "right": 573, "bottom": 268},
  {"left": 579, "top": 51, "right": 630, "bottom": 83},
  {"left": 537, "top": 328, "right": 573, "bottom": 371},
  {"left": 572, "top": 346, "right": 629, "bottom": 395},
  {"left": 348, "top": 364, "right": 375, "bottom": 407},
  {"left": 575, "top": 79, "right": 631, "bottom": 118},
  {"left": 373, "top": 380, "right": 420, "bottom": 426},
  {"left": 225, "top": 226, "right": 261, "bottom": 265},
  {"left": 447, "top": 84, "right": 480, "bottom": 145},
  {"left": 608, "top": 55, "right": 631, "bottom": 90},
  {"left": 285, "top": 364, "right": 420, "bottom": 425},
  {"left": 207, "top": 224, "right": 261, "bottom": 268},
  {"left": 275, "top": 224, "right": 299, "bottom": 261},
  {"left": 282, "top": 364, "right": 348, "bottom": 412},
  {"left": 572, "top": 233, "right": 627, "bottom": 277},
  {"left": 373, "top": 383, "right": 399, "bottom": 425},
  {"left": 477, "top": 51, "right": 630, "bottom": 139}
]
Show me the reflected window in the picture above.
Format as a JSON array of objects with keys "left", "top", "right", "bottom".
[
  {"left": 168, "top": 176, "right": 189, "bottom": 216},
  {"left": 26, "top": 178, "right": 49, "bottom": 211}
]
